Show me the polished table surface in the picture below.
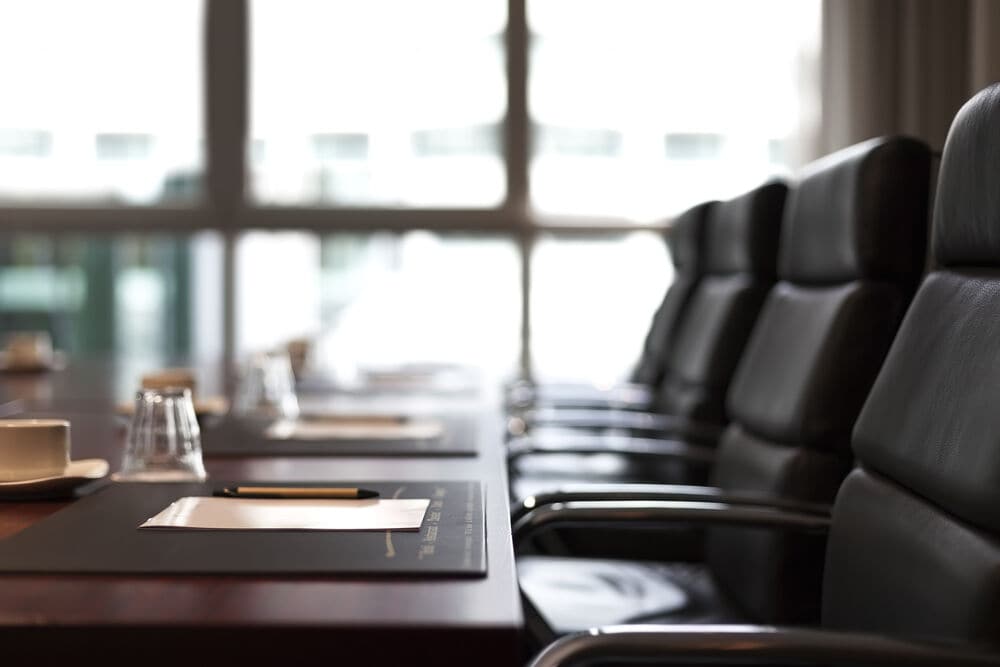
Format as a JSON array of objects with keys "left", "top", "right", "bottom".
[{"left": 0, "top": 358, "right": 523, "bottom": 665}]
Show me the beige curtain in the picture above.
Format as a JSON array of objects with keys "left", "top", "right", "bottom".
[{"left": 819, "top": 0, "right": 1000, "bottom": 154}]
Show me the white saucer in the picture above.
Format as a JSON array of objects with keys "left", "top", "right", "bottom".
[{"left": 0, "top": 458, "right": 109, "bottom": 499}]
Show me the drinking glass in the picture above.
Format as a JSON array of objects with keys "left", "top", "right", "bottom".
[
  {"left": 233, "top": 351, "right": 300, "bottom": 419},
  {"left": 118, "top": 387, "right": 207, "bottom": 481}
]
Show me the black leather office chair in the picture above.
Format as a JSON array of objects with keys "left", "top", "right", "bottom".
[
  {"left": 514, "top": 134, "right": 932, "bottom": 646},
  {"left": 506, "top": 202, "right": 712, "bottom": 413},
  {"left": 509, "top": 183, "right": 786, "bottom": 500},
  {"left": 630, "top": 206, "right": 707, "bottom": 389},
  {"left": 511, "top": 183, "right": 786, "bottom": 434},
  {"left": 523, "top": 84, "right": 1000, "bottom": 667}
]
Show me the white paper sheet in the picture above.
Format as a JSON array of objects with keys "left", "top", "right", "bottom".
[
  {"left": 265, "top": 417, "right": 444, "bottom": 441},
  {"left": 139, "top": 496, "right": 430, "bottom": 531}
]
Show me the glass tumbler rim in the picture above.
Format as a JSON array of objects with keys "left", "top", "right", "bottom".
[{"left": 135, "top": 386, "right": 193, "bottom": 400}]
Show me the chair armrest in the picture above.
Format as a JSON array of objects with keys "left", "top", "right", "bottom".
[
  {"left": 505, "top": 381, "right": 652, "bottom": 410},
  {"left": 506, "top": 435, "right": 716, "bottom": 466},
  {"left": 519, "top": 408, "right": 670, "bottom": 431},
  {"left": 527, "top": 624, "right": 1000, "bottom": 667},
  {"left": 535, "top": 394, "right": 652, "bottom": 411},
  {"left": 511, "top": 410, "right": 724, "bottom": 445},
  {"left": 512, "top": 499, "right": 831, "bottom": 548},
  {"left": 512, "top": 482, "right": 832, "bottom": 523}
]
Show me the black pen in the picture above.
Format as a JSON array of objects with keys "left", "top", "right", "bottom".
[{"left": 213, "top": 486, "right": 380, "bottom": 499}]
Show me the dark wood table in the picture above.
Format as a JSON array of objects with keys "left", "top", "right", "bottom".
[{"left": 0, "top": 359, "right": 523, "bottom": 665}]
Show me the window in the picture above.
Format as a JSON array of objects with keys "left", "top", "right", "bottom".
[
  {"left": 530, "top": 232, "right": 671, "bottom": 383},
  {"left": 236, "top": 232, "right": 521, "bottom": 377},
  {"left": 249, "top": 0, "right": 508, "bottom": 207},
  {"left": 0, "top": 233, "right": 222, "bottom": 372},
  {"left": 0, "top": 0, "right": 204, "bottom": 205},
  {"left": 528, "top": 0, "right": 820, "bottom": 221},
  {"left": 0, "top": 1, "right": 822, "bottom": 381}
]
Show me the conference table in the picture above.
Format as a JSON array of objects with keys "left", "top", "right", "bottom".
[{"left": 0, "top": 357, "right": 524, "bottom": 665}]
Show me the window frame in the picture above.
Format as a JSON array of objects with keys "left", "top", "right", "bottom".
[{"left": 0, "top": 0, "right": 674, "bottom": 374}]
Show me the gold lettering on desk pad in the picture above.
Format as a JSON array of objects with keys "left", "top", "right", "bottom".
[
  {"left": 385, "top": 485, "right": 407, "bottom": 558},
  {"left": 383, "top": 482, "right": 481, "bottom": 567},
  {"left": 418, "top": 486, "right": 447, "bottom": 560},
  {"left": 463, "top": 481, "right": 476, "bottom": 568}
]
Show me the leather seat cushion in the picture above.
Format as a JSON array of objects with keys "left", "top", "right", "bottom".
[
  {"left": 705, "top": 426, "right": 847, "bottom": 623},
  {"left": 726, "top": 280, "right": 907, "bottom": 452},
  {"left": 657, "top": 275, "right": 770, "bottom": 423},
  {"left": 710, "top": 425, "right": 850, "bottom": 502},
  {"left": 518, "top": 556, "right": 746, "bottom": 636},
  {"left": 823, "top": 469, "right": 1000, "bottom": 646},
  {"left": 853, "top": 271, "right": 1000, "bottom": 533}
]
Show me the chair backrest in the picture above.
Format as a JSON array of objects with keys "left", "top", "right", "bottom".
[
  {"left": 706, "top": 136, "right": 932, "bottom": 623},
  {"left": 822, "top": 84, "right": 1000, "bottom": 647},
  {"left": 630, "top": 202, "right": 711, "bottom": 386},
  {"left": 652, "top": 181, "right": 787, "bottom": 426}
]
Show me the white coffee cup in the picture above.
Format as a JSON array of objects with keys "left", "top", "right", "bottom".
[
  {"left": 5, "top": 331, "right": 54, "bottom": 369},
  {"left": 141, "top": 368, "right": 197, "bottom": 397},
  {"left": 0, "top": 419, "right": 70, "bottom": 482}
]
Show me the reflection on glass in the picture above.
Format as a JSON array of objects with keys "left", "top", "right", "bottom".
[
  {"left": 529, "top": 0, "right": 820, "bottom": 220},
  {"left": 0, "top": 0, "right": 204, "bottom": 205},
  {"left": 249, "top": 0, "right": 507, "bottom": 207},
  {"left": 531, "top": 232, "right": 672, "bottom": 384},
  {"left": 236, "top": 232, "right": 521, "bottom": 378}
]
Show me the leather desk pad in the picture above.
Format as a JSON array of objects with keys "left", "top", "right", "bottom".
[
  {"left": 201, "top": 415, "right": 478, "bottom": 457},
  {"left": 0, "top": 480, "right": 486, "bottom": 577}
]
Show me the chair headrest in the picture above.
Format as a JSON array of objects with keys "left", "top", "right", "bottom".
[
  {"left": 779, "top": 137, "right": 931, "bottom": 285},
  {"left": 667, "top": 201, "right": 712, "bottom": 273},
  {"left": 704, "top": 181, "right": 787, "bottom": 277},
  {"left": 934, "top": 83, "right": 1000, "bottom": 267}
]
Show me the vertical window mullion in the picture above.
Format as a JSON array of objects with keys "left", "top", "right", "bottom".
[
  {"left": 205, "top": 0, "right": 247, "bottom": 216},
  {"left": 507, "top": 0, "right": 533, "bottom": 377},
  {"left": 205, "top": 0, "right": 248, "bottom": 369},
  {"left": 506, "top": 0, "right": 530, "bottom": 217}
]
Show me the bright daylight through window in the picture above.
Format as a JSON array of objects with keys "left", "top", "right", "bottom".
[
  {"left": 529, "top": 0, "right": 820, "bottom": 222},
  {"left": 0, "top": 0, "right": 204, "bottom": 205},
  {"left": 250, "top": 0, "right": 507, "bottom": 207}
]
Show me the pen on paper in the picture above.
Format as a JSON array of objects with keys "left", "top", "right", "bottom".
[{"left": 213, "top": 486, "right": 381, "bottom": 499}]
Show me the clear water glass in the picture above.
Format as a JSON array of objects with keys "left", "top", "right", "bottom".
[
  {"left": 234, "top": 351, "right": 300, "bottom": 419},
  {"left": 118, "top": 387, "right": 206, "bottom": 481}
]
